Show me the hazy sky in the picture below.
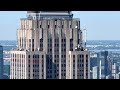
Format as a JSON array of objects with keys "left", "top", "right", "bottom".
[{"left": 0, "top": 11, "right": 120, "bottom": 40}]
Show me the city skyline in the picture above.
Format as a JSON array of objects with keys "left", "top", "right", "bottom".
[{"left": 0, "top": 11, "right": 120, "bottom": 40}]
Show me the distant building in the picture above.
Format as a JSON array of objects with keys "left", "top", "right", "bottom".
[
  {"left": 92, "top": 66, "right": 99, "bottom": 79},
  {"left": 0, "top": 45, "right": 3, "bottom": 79},
  {"left": 3, "top": 74, "right": 9, "bottom": 79},
  {"left": 90, "top": 53, "right": 97, "bottom": 70},
  {"left": 112, "top": 63, "right": 119, "bottom": 79},
  {"left": 97, "top": 51, "right": 111, "bottom": 79}
]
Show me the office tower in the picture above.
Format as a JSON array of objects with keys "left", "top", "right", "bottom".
[
  {"left": 0, "top": 45, "right": 3, "bottom": 79},
  {"left": 10, "top": 11, "right": 90, "bottom": 79},
  {"left": 92, "top": 66, "right": 99, "bottom": 79},
  {"left": 90, "top": 53, "right": 97, "bottom": 70},
  {"left": 111, "top": 63, "right": 119, "bottom": 79},
  {"left": 90, "top": 70, "right": 93, "bottom": 79},
  {"left": 97, "top": 51, "right": 110, "bottom": 79}
]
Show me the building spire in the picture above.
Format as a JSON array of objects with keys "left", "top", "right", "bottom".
[{"left": 27, "top": 11, "right": 73, "bottom": 19}]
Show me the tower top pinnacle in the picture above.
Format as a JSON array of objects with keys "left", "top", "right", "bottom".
[{"left": 27, "top": 11, "right": 73, "bottom": 19}]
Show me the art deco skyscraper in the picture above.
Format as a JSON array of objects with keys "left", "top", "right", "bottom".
[{"left": 10, "top": 11, "right": 90, "bottom": 79}]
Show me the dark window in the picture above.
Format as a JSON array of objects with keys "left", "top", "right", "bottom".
[
  {"left": 73, "top": 55, "right": 75, "bottom": 58},
  {"left": 82, "top": 55, "right": 84, "bottom": 58},
  {"left": 40, "top": 25, "right": 42, "bottom": 28},
  {"left": 82, "top": 64, "right": 84, "bottom": 67},
  {"left": 86, "top": 55, "right": 88, "bottom": 58},
  {"left": 55, "top": 60, "right": 56, "bottom": 63},
  {"left": 86, "top": 64, "right": 88, "bottom": 67},
  {"left": 42, "top": 55, "right": 44, "bottom": 58},
  {"left": 86, "top": 73, "right": 88, "bottom": 77},
  {"left": 62, "top": 25, "right": 63, "bottom": 28},
  {"left": 33, "top": 55, "right": 34, "bottom": 58},
  {"left": 73, "top": 60, "right": 75, "bottom": 63},
  {"left": 55, "top": 25, "right": 57, "bottom": 28},
  {"left": 62, "top": 39, "right": 64, "bottom": 42},
  {"left": 35, "top": 55, "right": 37, "bottom": 58},
  {"left": 64, "top": 44, "right": 66, "bottom": 47},
  {"left": 86, "top": 59, "right": 88, "bottom": 62},
  {"left": 48, "top": 25, "right": 50, "bottom": 28},
  {"left": 80, "top": 55, "right": 81, "bottom": 58},
  {"left": 28, "top": 55, "right": 30, "bottom": 58}
]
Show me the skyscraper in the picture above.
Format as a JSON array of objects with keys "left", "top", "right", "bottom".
[
  {"left": 0, "top": 45, "right": 3, "bottom": 79},
  {"left": 10, "top": 11, "right": 90, "bottom": 79},
  {"left": 97, "top": 51, "right": 110, "bottom": 79}
]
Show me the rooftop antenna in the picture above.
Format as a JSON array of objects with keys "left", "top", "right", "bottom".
[{"left": 83, "top": 24, "right": 87, "bottom": 50}]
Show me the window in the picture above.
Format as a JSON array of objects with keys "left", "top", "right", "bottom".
[
  {"left": 42, "top": 55, "right": 44, "bottom": 58},
  {"left": 73, "top": 55, "right": 75, "bottom": 58},
  {"left": 80, "top": 55, "right": 81, "bottom": 58},
  {"left": 60, "top": 24, "right": 63, "bottom": 28},
  {"left": 62, "top": 39, "right": 63, "bottom": 42},
  {"left": 86, "top": 59, "right": 88, "bottom": 62},
  {"left": 55, "top": 25, "right": 57, "bottom": 28},
  {"left": 55, "top": 60, "right": 56, "bottom": 63},
  {"left": 82, "top": 64, "right": 84, "bottom": 67},
  {"left": 28, "top": 55, "right": 30, "bottom": 58},
  {"left": 82, "top": 55, "right": 84, "bottom": 58},
  {"left": 73, "top": 60, "right": 75, "bottom": 63},
  {"left": 48, "top": 25, "right": 50, "bottom": 28},
  {"left": 86, "top": 55, "right": 88, "bottom": 58},
  {"left": 86, "top": 64, "right": 88, "bottom": 67},
  {"left": 40, "top": 25, "right": 42, "bottom": 28}
]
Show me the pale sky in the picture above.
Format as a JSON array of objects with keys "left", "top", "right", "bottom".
[{"left": 0, "top": 11, "right": 120, "bottom": 40}]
